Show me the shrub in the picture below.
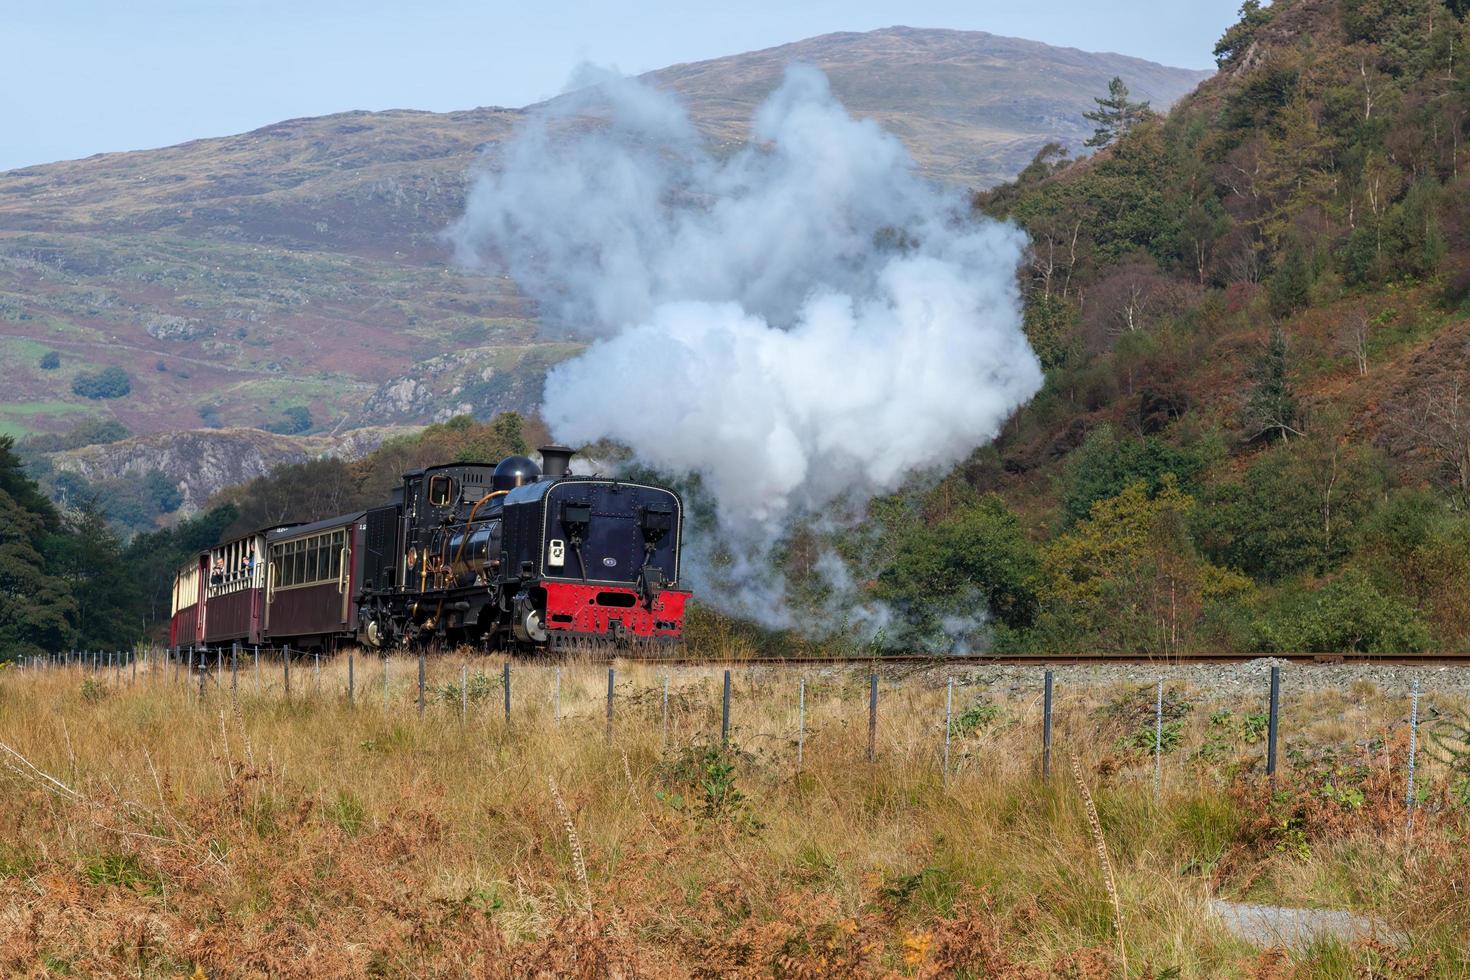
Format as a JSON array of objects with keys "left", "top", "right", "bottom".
[
  {"left": 264, "top": 405, "right": 312, "bottom": 435},
  {"left": 1251, "top": 569, "right": 1432, "bottom": 653},
  {"left": 38, "top": 351, "right": 60, "bottom": 370},
  {"left": 70, "top": 366, "right": 131, "bottom": 400}
]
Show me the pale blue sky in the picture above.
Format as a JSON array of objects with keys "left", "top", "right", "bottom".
[{"left": 1, "top": 1, "right": 1242, "bottom": 172}]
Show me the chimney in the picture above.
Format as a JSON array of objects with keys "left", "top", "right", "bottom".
[{"left": 539, "top": 445, "right": 574, "bottom": 480}]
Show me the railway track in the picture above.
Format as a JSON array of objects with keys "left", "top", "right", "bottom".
[{"left": 607, "top": 651, "right": 1470, "bottom": 667}]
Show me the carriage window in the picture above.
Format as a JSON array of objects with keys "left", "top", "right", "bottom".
[
  {"left": 305, "top": 543, "right": 319, "bottom": 582},
  {"left": 329, "top": 537, "right": 342, "bottom": 580},
  {"left": 293, "top": 547, "right": 306, "bottom": 585},
  {"left": 428, "top": 475, "right": 454, "bottom": 507}
]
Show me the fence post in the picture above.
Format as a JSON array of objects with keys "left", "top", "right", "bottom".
[
  {"left": 215, "top": 648, "right": 222, "bottom": 683},
  {"left": 461, "top": 664, "right": 468, "bottom": 724},
  {"left": 1042, "top": 670, "right": 1053, "bottom": 780},
  {"left": 944, "top": 677, "right": 953, "bottom": 781},
  {"left": 1153, "top": 678, "right": 1164, "bottom": 802},
  {"left": 115, "top": 650, "right": 121, "bottom": 686},
  {"left": 348, "top": 651, "right": 355, "bottom": 706},
  {"left": 867, "top": 673, "right": 878, "bottom": 763},
  {"left": 797, "top": 677, "right": 806, "bottom": 772},
  {"left": 503, "top": 662, "right": 511, "bottom": 724},
  {"left": 417, "top": 652, "right": 426, "bottom": 718},
  {"left": 605, "top": 667, "right": 615, "bottom": 742},
  {"left": 198, "top": 654, "right": 207, "bottom": 702},
  {"left": 1407, "top": 675, "right": 1421, "bottom": 833},
  {"left": 1266, "top": 665, "right": 1281, "bottom": 779},
  {"left": 661, "top": 674, "right": 669, "bottom": 746},
  {"left": 132, "top": 648, "right": 137, "bottom": 685},
  {"left": 721, "top": 670, "right": 731, "bottom": 746},
  {"left": 314, "top": 651, "right": 321, "bottom": 694}
]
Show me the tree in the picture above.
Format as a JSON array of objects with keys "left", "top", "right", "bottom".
[
  {"left": 1394, "top": 371, "right": 1470, "bottom": 507},
  {"left": 1039, "top": 479, "right": 1250, "bottom": 653},
  {"left": 1337, "top": 308, "right": 1373, "bottom": 376},
  {"left": 265, "top": 405, "right": 312, "bottom": 435},
  {"left": 1196, "top": 433, "right": 1385, "bottom": 582},
  {"left": 71, "top": 366, "right": 131, "bottom": 400},
  {"left": 1213, "top": 1, "right": 1275, "bottom": 68},
  {"left": 1267, "top": 243, "right": 1312, "bottom": 317},
  {"left": 1061, "top": 426, "right": 1214, "bottom": 526},
  {"left": 1243, "top": 327, "right": 1301, "bottom": 442},
  {"left": 38, "top": 351, "right": 60, "bottom": 370},
  {"left": 877, "top": 494, "right": 1041, "bottom": 638},
  {"left": 1084, "top": 77, "right": 1152, "bottom": 149},
  {"left": 48, "top": 498, "right": 141, "bottom": 648},
  {"left": 0, "top": 437, "right": 77, "bottom": 658}
]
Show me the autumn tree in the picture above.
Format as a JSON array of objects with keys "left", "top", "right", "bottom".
[{"left": 1039, "top": 479, "right": 1249, "bottom": 654}]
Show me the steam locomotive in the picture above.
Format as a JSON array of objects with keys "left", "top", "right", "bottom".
[{"left": 168, "top": 446, "right": 691, "bottom": 653}]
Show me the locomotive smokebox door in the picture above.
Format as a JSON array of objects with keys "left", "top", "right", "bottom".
[{"left": 548, "top": 538, "right": 566, "bottom": 568}]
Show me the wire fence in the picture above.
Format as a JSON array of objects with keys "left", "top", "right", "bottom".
[{"left": 6, "top": 648, "right": 1459, "bottom": 823}]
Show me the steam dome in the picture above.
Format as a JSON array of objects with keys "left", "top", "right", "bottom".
[{"left": 492, "top": 455, "right": 541, "bottom": 491}]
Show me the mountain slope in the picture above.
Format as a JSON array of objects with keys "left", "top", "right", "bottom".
[{"left": 0, "top": 27, "right": 1208, "bottom": 441}]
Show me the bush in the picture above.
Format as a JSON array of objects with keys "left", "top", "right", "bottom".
[
  {"left": 38, "top": 351, "right": 60, "bottom": 370},
  {"left": 1251, "top": 569, "right": 1431, "bottom": 653},
  {"left": 264, "top": 405, "right": 312, "bottom": 435},
  {"left": 70, "top": 367, "right": 131, "bottom": 400},
  {"left": 1061, "top": 426, "right": 1214, "bottom": 526}
]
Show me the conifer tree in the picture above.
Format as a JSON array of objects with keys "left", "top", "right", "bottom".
[
  {"left": 1083, "top": 77, "right": 1151, "bottom": 148},
  {"left": 1244, "top": 327, "right": 1302, "bottom": 443}
]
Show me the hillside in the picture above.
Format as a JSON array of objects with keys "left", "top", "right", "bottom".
[
  {"left": 927, "top": 0, "right": 1470, "bottom": 655},
  {"left": 0, "top": 27, "right": 1208, "bottom": 442}
]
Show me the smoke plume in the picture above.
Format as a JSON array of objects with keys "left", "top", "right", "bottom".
[{"left": 451, "top": 66, "right": 1042, "bottom": 631}]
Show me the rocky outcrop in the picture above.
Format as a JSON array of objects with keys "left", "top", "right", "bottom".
[
  {"left": 47, "top": 425, "right": 417, "bottom": 513},
  {"left": 354, "top": 344, "right": 577, "bottom": 426},
  {"left": 144, "top": 314, "right": 213, "bottom": 342}
]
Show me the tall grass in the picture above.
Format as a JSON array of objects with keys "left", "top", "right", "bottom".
[{"left": 0, "top": 655, "right": 1465, "bottom": 977}]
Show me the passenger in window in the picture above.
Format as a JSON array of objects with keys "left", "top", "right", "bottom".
[{"left": 211, "top": 559, "right": 224, "bottom": 585}]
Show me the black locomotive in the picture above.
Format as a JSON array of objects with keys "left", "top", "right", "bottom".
[{"left": 170, "top": 446, "right": 691, "bottom": 652}]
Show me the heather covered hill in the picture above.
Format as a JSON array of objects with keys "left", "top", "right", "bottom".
[
  {"left": 0, "top": 27, "right": 1207, "bottom": 440},
  {"left": 929, "top": 0, "right": 1470, "bottom": 654}
]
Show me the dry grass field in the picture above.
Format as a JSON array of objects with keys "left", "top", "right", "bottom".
[{"left": 0, "top": 654, "right": 1466, "bottom": 978}]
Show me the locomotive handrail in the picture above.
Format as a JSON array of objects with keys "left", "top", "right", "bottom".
[{"left": 338, "top": 546, "right": 348, "bottom": 594}]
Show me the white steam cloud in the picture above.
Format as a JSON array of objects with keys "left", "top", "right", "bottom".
[{"left": 451, "top": 65, "right": 1042, "bottom": 632}]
